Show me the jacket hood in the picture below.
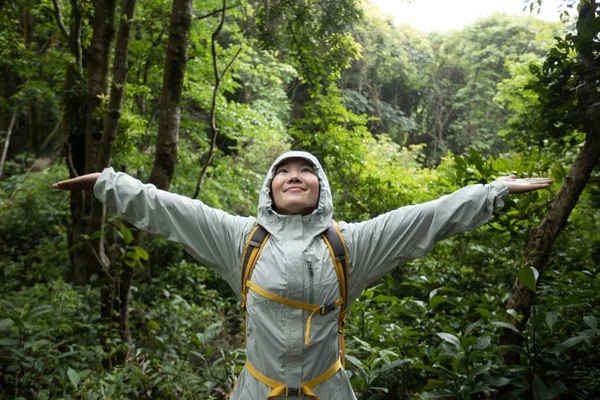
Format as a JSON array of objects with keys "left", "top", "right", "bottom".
[{"left": 257, "top": 151, "right": 333, "bottom": 235}]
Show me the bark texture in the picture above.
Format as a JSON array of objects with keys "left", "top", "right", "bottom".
[
  {"left": 148, "top": 0, "right": 193, "bottom": 189},
  {"left": 501, "top": 1, "right": 600, "bottom": 365}
]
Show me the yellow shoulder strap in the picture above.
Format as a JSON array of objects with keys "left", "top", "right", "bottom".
[
  {"left": 321, "top": 223, "right": 349, "bottom": 366},
  {"left": 240, "top": 225, "right": 270, "bottom": 305}
]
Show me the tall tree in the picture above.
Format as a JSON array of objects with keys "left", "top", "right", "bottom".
[{"left": 501, "top": 0, "right": 600, "bottom": 364}]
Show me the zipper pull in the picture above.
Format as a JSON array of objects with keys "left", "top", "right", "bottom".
[{"left": 308, "top": 262, "right": 314, "bottom": 276}]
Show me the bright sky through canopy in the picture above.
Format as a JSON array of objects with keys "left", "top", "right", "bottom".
[{"left": 370, "top": 0, "right": 566, "bottom": 31}]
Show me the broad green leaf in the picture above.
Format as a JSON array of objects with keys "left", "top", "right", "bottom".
[
  {"left": 491, "top": 321, "right": 520, "bottom": 333},
  {"left": 546, "top": 311, "right": 559, "bottom": 332},
  {"left": 533, "top": 374, "right": 548, "bottom": 400},
  {"left": 547, "top": 380, "right": 567, "bottom": 399},
  {"left": 475, "top": 308, "right": 494, "bottom": 319},
  {"left": 134, "top": 245, "right": 149, "bottom": 261},
  {"left": 460, "top": 336, "right": 477, "bottom": 348},
  {"left": 506, "top": 309, "right": 523, "bottom": 322},
  {"left": 550, "top": 335, "right": 586, "bottom": 354},
  {"left": 429, "top": 296, "right": 447, "bottom": 308},
  {"left": 378, "top": 358, "right": 411, "bottom": 373},
  {"left": 0, "top": 318, "right": 14, "bottom": 329},
  {"left": 400, "top": 281, "right": 426, "bottom": 290},
  {"left": 436, "top": 332, "right": 460, "bottom": 347},
  {"left": 120, "top": 225, "right": 133, "bottom": 244},
  {"left": 0, "top": 339, "right": 18, "bottom": 346},
  {"left": 67, "top": 367, "right": 80, "bottom": 389},
  {"left": 465, "top": 362, "right": 491, "bottom": 384},
  {"left": 474, "top": 335, "right": 492, "bottom": 350},
  {"left": 420, "top": 389, "right": 456, "bottom": 399},
  {"left": 345, "top": 355, "right": 366, "bottom": 375},
  {"left": 517, "top": 266, "right": 536, "bottom": 291},
  {"left": 484, "top": 376, "right": 511, "bottom": 387},
  {"left": 583, "top": 315, "right": 597, "bottom": 329}
]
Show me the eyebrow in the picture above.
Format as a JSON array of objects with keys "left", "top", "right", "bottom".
[{"left": 275, "top": 161, "right": 314, "bottom": 170}]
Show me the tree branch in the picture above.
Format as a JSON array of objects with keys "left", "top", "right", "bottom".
[
  {"left": 0, "top": 109, "right": 18, "bottom": 181},
  {"left": 51, "top": 0, "right": 70, "bottom": 40},
  {"left": 193, "top": 0, "right": 244, "bottom": 199}
]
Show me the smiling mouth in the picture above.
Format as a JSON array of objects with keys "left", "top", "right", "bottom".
[{"left": 285, "top": 187, "right": 305, "bottom": 192}]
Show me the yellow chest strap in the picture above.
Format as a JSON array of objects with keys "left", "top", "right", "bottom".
[{"left": 246, "top": 280, "right": 343, "bottom": 345}]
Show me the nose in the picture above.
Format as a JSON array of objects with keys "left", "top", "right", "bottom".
[{"left": 287, "top": 170, "right": 302, "bottom": 183}]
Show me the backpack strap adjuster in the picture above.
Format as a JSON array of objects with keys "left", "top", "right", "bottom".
[
  {"left": 320, "top": 302, "right": 337, "bottom": 315},
  {"left": 285, "top": 387, "right": 302, "bottom": 396}
]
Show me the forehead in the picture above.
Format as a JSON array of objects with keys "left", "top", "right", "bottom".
[{"left": 274, "top": 157, "right": 315, "bottom": 170}]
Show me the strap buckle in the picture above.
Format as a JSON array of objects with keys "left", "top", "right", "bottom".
[
  {"left": 285, "top": 387, "right": 302, "bottom": 396},
  {"left": 320, "top": 302, "right": 336, "bottom": 315}
]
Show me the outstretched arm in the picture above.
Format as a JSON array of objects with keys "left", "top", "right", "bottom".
[
  {"left": 52, "top": 173, "right": 101, "bottom": 191},
  {"left": 53, "top": 169, "right": 254, "bottom": 287},
  {"left": 341, "top": 177, "right": 552, "bottom": 302},
  {"left": 493, "top": 175, "right": 553, "bottom": 194}
]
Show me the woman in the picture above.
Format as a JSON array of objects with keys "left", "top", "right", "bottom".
[{"left": 53, "top": 151, "right": 552, "bottom": 399}]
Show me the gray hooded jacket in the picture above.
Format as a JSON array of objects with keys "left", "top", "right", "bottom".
[{"left": 94, "top": 151, "right": 509, "bottom": 399}]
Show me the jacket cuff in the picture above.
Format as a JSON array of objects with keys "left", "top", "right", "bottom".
[
  {"left": 93, "top": 167, "right": 115, "bottom": 203},
  {"left": 488, "top": 181, "right": 510, "bottom": 209}
]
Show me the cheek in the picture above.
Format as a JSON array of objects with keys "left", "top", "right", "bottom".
[{"left": 270, "top": 177, "right": 284, "bottom": 201}]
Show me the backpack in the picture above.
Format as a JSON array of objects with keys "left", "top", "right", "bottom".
[{"left": 240, "top": 223, "right": 349, "bottom": 365}]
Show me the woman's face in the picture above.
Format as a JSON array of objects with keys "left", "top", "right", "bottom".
[{"left": 271, "top": 158, "right": 320, "bottom": 215}]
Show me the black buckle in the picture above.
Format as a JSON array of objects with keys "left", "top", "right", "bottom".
[
  {"left": 286, "top": 387, "right": 302, "bottom": 396},
  {"left": 320, "top": 302, "right": 336, "bottom": 315}
]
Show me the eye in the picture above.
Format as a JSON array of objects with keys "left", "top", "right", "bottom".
[
  {"left": 276, "top": 168, "right": 288, "bottom": 175},
  {"left": 302, "top": 167, "right": 314, "bottom": 173}
]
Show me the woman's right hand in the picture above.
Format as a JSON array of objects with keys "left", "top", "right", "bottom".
[{"left": 52, "top": 173, "right": 101, "bottom": 191}]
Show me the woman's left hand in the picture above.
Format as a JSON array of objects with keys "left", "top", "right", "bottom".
[{"left": 493, "top": 175, "right": 553, "bottom": 194}]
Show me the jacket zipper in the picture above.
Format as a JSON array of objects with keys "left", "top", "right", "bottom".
[{"left": 307, "top": 261, "right": 314, "bottom": 304}]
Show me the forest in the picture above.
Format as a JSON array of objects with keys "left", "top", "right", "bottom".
[{"left": 0, "top": 0, "right": 599, "bottom": 398}]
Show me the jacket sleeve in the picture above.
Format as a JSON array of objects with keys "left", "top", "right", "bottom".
[
  {"left": 94, "top": 167, "right": 255, "bottom": 285},
  {"left": 338, "top": 182, "right": 510, "bottom": 301}
]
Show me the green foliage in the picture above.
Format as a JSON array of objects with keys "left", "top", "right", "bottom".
[
  {"left": 1, "top": 0, "right": 599, "bottom": 399},
  {"left": 0, "top": 164, "right": 70, "bottom": 289}
]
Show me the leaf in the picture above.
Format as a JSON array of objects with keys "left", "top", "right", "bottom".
[
  {"left": 533, "top": 374, "right": 548, "bottom": 400},
  {"left": 420, "top": 389, "right": 456, "bottom": 399},
  {"left": 474, "top": 335, "right": 492, "bottom": 350},
  {"left": 67, "top": 367, "right": 80, "bottom": 389},
  {"left": 429, "top": 296, "right": 447, "bottom": 308},
  {"left": 134, "top": 246, "right": 149, "bottom": 261},
  {"left": 465, "top": 362, "right": 491, "bottom": 384},
  {"left": 583, "top": 315, "right": 597, "bottom": 329},
  {"left": 345, "top": 355, "right": 366, "bottom": 375},
  {"left": 436, "top": 332, "right": 460, "bottom": 347},
  {"left": 550, "top": 335, "right": 587, "bottom": 355},
  {"left": 400, "top": 281, "right": 425, "bottom": 290},
  {"left": 475, "top": 308, "right": 494, "bottom": 319},
  {"left": 484, "top": 376, "right": 511, "bottom": 387},
  {"left": 120, "top": 224, "right": 133, "bottom": 244},
  {"left": 378, "top": 358, "right": 411, "bottom": 373},
  {"left": 546, "top": 311, "right": 559, "bottom": 332},
  {"left": 547, "top": 380, "right": 567, "bottom": 399},
  {"left": 460, "top": 336, "right": 477, "bottom": 349},
  {"left": 491, "top": 321, "right": 520, "bottom": 333},
  {"left": 0, "top": 339, "right": 19, "bottom": 346},
  {"left": 517, "top": 266, "right": 537, "bottom": 291},
  {"left": 0, "top": 318, "right": 14, "bottom": 329}
]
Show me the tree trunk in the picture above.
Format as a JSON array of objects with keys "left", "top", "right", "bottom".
[
  {"left": 98, "top": 0, "right": 137, "bottom": 170},
  {"left": 97, "top": 0, "right": 137, "bottom": 366},
  {"left": 0, "top": 109, "right": 18, "bottom": 181},
  {"left": 59, "top": 0, "right": 91, "bottom": 284},
  {"left": 500, "top": 1, "right": 600, "bottom": 365},
  {"left": 148, "top": 0, "right": 193, "bottom": 189},
  {"left": 68, "top": 0, "right": 117, "bottom": 285}
]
